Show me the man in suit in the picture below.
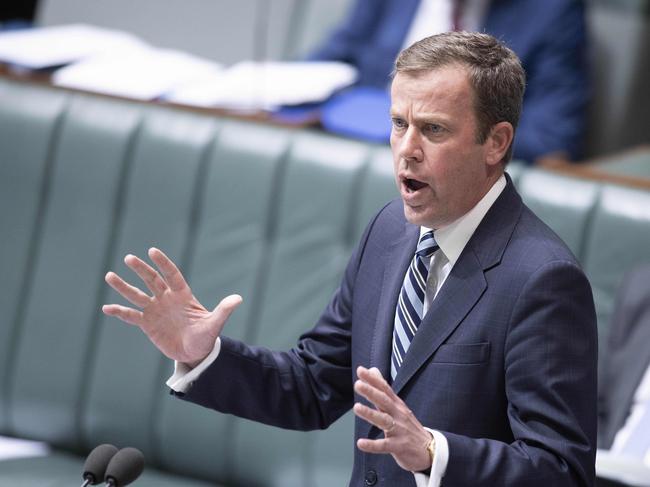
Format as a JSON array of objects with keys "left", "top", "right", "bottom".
[
  {"left": 310, "top": 0, "right": 589, "bottom": 163},
  {"left": 103, "top": 32, "right": 597, "bottom": 486}
]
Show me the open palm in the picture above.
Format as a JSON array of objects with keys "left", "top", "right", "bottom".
[{"left": 102, "top": 247, "right": 242, "bottom": 366}]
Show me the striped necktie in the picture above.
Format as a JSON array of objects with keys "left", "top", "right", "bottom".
[{"left": 391, "top": 231, "right": 439, "bottom": 381}]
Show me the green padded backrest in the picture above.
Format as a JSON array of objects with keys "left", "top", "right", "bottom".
[
  {"left": 244, "top": 131, "right": 371, "bottom": 348},
  {"left": 153, "top": 121, "right": 293, "bottom": 483},
  {"left": 311, "top": 411, "right": 355, "bottom": 487},
  {"left": 352, "top": 146, "right": 399, "bottom": 245},
  {"left": 7, "top": 95, "right": 143, "bottom": 449},
  {"left": 518, "top": 169, "right": 601, "bottom": 260},
  {"left": 80, "top": 108, "right": 219, "bottom": 457},
  {"left": 582, "top": 184, "right": 650, "bottom": 344},
  {"left": 0, "top": 80, "right": 69, "bottom": 433},
  {"left": 227, "top": 132, "right": 370, "bottom": 486}
]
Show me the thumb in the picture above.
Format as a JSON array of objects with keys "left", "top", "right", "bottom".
[{"left": 210, "top": 294, "right": 243, "bottom": 333}]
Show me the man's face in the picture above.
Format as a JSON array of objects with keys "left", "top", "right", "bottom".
[{"left": 390, "top": 66, "right": 503, "bottom": 229}]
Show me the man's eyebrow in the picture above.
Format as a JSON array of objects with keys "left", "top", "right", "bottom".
[
  {"left": 412, "top": 112, "right": 445, "bottom": 122},
  {"left": 388, "top": 110, "right": 452, "bottom": 126}
]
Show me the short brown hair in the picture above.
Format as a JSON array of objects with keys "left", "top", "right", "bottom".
[{"left": 394, "top": 31, "right": 526, "bottom": 163}]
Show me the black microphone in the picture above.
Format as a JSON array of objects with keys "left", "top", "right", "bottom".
[
  {"left": 81, "top": 444, "right": 119, "bottom": 487},
  {"left": 104, "top": 447, "right": 145, "bottom": 486}
]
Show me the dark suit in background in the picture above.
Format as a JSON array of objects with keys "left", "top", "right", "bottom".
[
  {"left": 598, "top": 266, "right": 650, "bottom": 450},
  {"left": 310, "top": 0, "right": 590, "bottom": 162},
  {"left": 180, "top": 178, "right": 598, "bottom": 486},
  {"left": 0, "top": 0, "right": 38, "bottom": 23}
]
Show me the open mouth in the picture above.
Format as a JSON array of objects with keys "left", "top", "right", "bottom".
[{"left": 404, "top": 178, "right": 427, "bottom": 192}]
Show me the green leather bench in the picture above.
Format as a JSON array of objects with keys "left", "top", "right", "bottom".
[{"left": 1, "top": 77, "right": 649, "bottom": 486}]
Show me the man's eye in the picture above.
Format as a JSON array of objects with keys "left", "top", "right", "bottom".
[
  {"left": 391, "top": 118, "right": 407, "bottom": 129},
  {"left": 425, "top": 124, "right": 443, "bottom": 134}
]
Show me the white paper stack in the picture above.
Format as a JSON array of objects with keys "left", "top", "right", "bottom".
[
  {"left": 0, "top": 24, "right": 147, "bottom": 69},
  {"left": 166, "top": 61, "right": 358, "bottom": 110},
  {"left": 0, "top": 24, "right": 357, "bottom": 108},
  {"left": 52, "top": 46, "right": 223, "bottom": 100}
]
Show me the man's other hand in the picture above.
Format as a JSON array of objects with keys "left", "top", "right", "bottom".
[
  {"left": 354, "top": 366, "right": 433, "bottom": 473},
  {"left": 102, "top": 247, "right": 242, "bottom": 367}
]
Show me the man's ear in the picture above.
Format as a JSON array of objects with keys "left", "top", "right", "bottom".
[{"left": 485, "top": 121, "right": 514, "bottom": 166}]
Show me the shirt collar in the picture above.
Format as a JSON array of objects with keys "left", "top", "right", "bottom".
[{"left": 420, "top": 174, "right": 506, "bottom": 266}]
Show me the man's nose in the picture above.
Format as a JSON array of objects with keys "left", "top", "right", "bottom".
[{"left": 399, "top": 127, "right": 423, "bottom": 163}]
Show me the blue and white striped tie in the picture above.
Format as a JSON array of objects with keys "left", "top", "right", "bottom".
[{"left": 391, "top": 231, "right": 439, "bottom": 381}]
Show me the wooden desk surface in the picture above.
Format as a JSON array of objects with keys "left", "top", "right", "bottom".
[{"left": 542, "top": 146, "right": 650, "bottom": 191}]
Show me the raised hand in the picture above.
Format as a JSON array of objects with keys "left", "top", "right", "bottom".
[
  {"left": 102, "top": 247, "right": 242, "bottom": 367},
  {"left": 353, "top": 366, "right": 433, "bottom": 473}
]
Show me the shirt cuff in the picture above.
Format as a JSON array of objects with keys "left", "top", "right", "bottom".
[
  {"left": 412, "top": 429, "right": 449, "bottom": 487},
  {"left": 165, "top": 337, "right": 221, "bottom": 393}
]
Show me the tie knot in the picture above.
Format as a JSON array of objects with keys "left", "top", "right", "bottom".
[{"left": 416, "top": 231, "right": 438, "bottom": 258}]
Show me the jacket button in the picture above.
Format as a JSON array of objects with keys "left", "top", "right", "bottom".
[{"left": 365, "top": 469, "right": 377, "bottom": 486}]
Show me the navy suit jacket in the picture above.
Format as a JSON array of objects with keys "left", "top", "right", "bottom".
[
  {"left": 310, "top": 0, "right": 590, "bottom": 162},
  {"left": 182, "top": 178, "right": 598, "bottom": 486}
]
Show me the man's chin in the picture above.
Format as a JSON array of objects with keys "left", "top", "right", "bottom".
[{"left": 403, "top": 204, "right": 434, "bottom": 227}]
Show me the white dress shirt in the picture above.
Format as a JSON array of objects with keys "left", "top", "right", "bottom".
[{"left": 168, "top": 174, "right": 507, "bottom": 487}]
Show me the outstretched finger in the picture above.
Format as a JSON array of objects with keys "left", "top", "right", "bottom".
[
  {"left": 353, "top": 402, "right": 394, "bottom": 432},
  {"left": 148, "top": 247, "right": 189, "bottom": 292},
  {"left": 357, "top": 437, "right": 391, "bottom": 455},
  {"left": 358, "top": 366, "right": 400, "bottom": 402},
  {"left": 105, "top": 271, "right": 151, "bottom": 308},
  {"left": 124, "top": 254, "right": 167, "bottom": 296},
  {"left": 102, "top": 304, "right": 144, "bottom": 327},
  {"left": 354, "top": 377, "right": 394, "bottom": 415}
]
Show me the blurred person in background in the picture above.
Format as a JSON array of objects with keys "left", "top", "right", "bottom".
[
  {"left": 310, "top": 0, "right": 589, "bottom": 165},
  {"left": 597, "top": 265, "right": 650, "bottom": 486}
]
